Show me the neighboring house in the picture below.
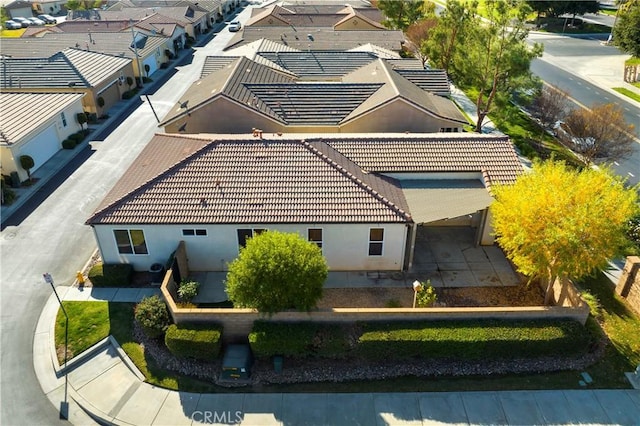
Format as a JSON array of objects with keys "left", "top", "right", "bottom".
[
  {"left": 0, "top": 32, "right": 169, "bottom": 79},
  {"left": 0, "top": 48, "right": 134, "bottom": 116},
  {"left": 245, "top": 4, "right": 385, "bottom": 30},
  {"left": 4, "top": 0, "right": 34, "bottom": 19},
  {"left": 86, "top": 132, "right": 522, "bottom": 272},
  {"left": 32, "top": 0, "right": 67, "bottom": 15},
  {"left": 0, "top": 92, "right": 85, "bottom": 183},
  {"left": 134, "top": 13, "right": 187, "bottom": 56},
  {"left": 159, "top": 55, "right": 466, "bottom": 134}
]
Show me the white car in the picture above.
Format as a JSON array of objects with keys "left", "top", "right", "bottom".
[
  {"left": 228, "top": 21, "right": 241, "bottom": 32},
  {"left": 38, "top": 14, "right": 56, "bottom": 24},
  {"left": 28, "top": 17, "right": 45, "bottom": 26},
  {"left": 12, "top": 17, "right": 30, "bottom": 27},
  {"left": 4, "top": 20, "right": 21, "bottom": 29}
]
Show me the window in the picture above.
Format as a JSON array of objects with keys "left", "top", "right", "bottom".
[
  {"left": 182, "top": 229, "right": 207, "bottom": 236},
  {"left": 308, "top": 228, "right": 322, "bottom": 249},
  {"left": 60, "top": 112, "right": 67, "bottom": 127},
  {"left": 237, "top": 228, "right": 266, "bottom": 248},
  {"left": 368, "top": 228, "right": 384, "bottom": 256},
  {"left": 114, "top": 229, "right": 148, "bottom": 254}
]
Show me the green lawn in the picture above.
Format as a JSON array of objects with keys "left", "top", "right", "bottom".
[{"left": 613, "top": 87, "right": 640, "bottom": 103}]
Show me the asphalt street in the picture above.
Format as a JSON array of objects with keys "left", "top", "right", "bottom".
[{"left": 0, "top": 15, "right": 245, "bottom": 426}]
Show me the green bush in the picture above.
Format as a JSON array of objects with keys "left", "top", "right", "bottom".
[
  {"left": 69, "top": 132, "right": 83, "bottom": 143},
  {"left": 62, "top": 139, "right": 77, "bottom": 149},
  {"left": 165, "top": 323, "right": 222, "bottom": 360},
  {"left": 355, "top": 320, "right": 591, "bottom": 361},
  {"left": 87, "top": 263, "right": 133, "bottom": 287},
  {"left": 178, "top": 280, "right": 200, "bottom": 302},
  {"left": 135, "top": 295, "right": 170, "bottom": 338},
  {"left": 249, "top": 321, "right": 349, "bottom": 358},
  {"left": 415, "top": 280, "right": 437, "bottom": 307}
]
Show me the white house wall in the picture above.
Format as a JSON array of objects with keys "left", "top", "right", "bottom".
[{"left": 92, "top": 223, "right": 407, "bottom": 272}]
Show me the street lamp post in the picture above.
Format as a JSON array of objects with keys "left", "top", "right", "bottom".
[{"left": 43, "top": 273, "right": 69, "bottom": 419}]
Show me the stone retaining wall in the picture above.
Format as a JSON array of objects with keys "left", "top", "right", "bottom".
[{"left": 616, "top": 256, "right": 640, "bottom": 316}]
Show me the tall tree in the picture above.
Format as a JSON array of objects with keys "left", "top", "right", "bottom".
[
  {"left": 563, "top": 103, "right": 636, "bottom": 165},
  {"left": 423, "top": 0, "right": 478, "bottom": 74},
  {"left": 19, "top": 155, "right": 34, "bottom": 182},
  {"left": 564, "top": 1, "right": 600, "bottom": 25},
  {"left": 491, "top": 161, "right": 639, "bottom": 304},
  {"left": 406, "top": 17, "right": 438, "bottom": 65},
  {"left": 530, "top": 84, "right": 570, "bottom": 129},
  {"left": 375, "top": 0, "right": 433, "bottom": 31},
  {"left": 225, "top": 230, "right": 328, "bottom": 315},
  {"left": 453, "top": 0, "right": 543, "bottom": 132},
  {"left": 613, "top": 0, "right": 640, "bottom": 58}
]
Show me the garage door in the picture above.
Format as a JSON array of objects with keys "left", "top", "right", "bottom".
[
  {"left": 18, "top": 124, "right": 60, "bottom": 173},
  {"left": 143, "top": 56, "right": 158, "bottom": 77}
]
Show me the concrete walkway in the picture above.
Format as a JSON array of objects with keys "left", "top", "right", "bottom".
[{"left": 34, "top": 287, "right": 640, "bottom": 425}]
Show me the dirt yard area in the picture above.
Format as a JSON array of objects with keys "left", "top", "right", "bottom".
[{"left": 317, "top": 285, "right": 545, "bottom": 309}]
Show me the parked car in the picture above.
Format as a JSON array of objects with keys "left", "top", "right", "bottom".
[
  {"left": 37, "top": 14, "right": 56, "bottom": 24},
  {"left": 228, "top": 21, "right": 241, "bottom": 32},
  {"left": 11, "top": 17, "right": 30, "bottom": 27},
  {"left": 27, "top": 17, "right": 45, "bottom": 26},
  {"left": 4, "top": 20, "right": 22, "bottom": 30}
]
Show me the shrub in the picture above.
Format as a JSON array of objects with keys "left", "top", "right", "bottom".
[
  {"left": 69, "top": 132, "right": 83, "bottom": 143},
  {"left": 135, "top": 295, "right": 170, "bottom": 338},
  {"left": 87, "top": 263, "right": 133, "bottom": 287},
  {"left": 97, "top": 96, "right": 105, "bottom": 108},
  {"left": 1, "top": 176, "right": 16, "bottom": 205},
  {"left": 178, "top": 280, "right": 200, "bottom": 302},
  {"left": 355, "top": 320, "right": 591, "bottom": 361},
  {"left": 76, "top": 112, "right": 87, "bottom": 129},
  {"left": 165, "top": 323, "right": 222, "bottom": 360},
  {"left": 142, "top": 76, "right": 153, "bottom": 83},
  {"left": 122, "top": 91, "right": 134, "bottom": 100},
  {"left": 62, "top": 139, "right": 77, "bottom": 149},
  {"left": 249, "top": 321, "right": 348, "bottom": 358},
  {"left": 86, "top": 113, "right": 98, "bottom": 124},
  {"left": 160, "top": 62, "right": 169, "bottom": 69},
  {"left": 415, "top": 280, "right": 437, "bottom": 307}
]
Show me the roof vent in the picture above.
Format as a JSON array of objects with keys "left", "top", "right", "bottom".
[{"left": 200, "top": 198, "right": 208, "bottom": 207}]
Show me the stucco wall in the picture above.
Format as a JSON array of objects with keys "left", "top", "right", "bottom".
[
  {"left": 93, "top": 222, "right": 408, "bottom": 272},
  {"left": 616, "top": 256, "right": 640, "bottom": 316}
]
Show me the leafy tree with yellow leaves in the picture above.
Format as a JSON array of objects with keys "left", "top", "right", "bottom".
[{"left": 491, "top": 161, "right": 638, "bottom": 304}]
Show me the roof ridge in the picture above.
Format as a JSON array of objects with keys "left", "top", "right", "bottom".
[
  {"left": 301, "top": 139, "right": 411, "bottom": 221},
  {"left": 59, "top": 51, "right": 92, "bottom": 87},
  {"left": 88, "top": 135, "right": 214, "bottom": 223}
]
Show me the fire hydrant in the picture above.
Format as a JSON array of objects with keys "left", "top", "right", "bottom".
[{"left": 76, "top": 271, "right": 85, "bottom": 285}]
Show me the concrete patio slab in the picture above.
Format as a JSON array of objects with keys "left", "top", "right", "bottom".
[
  {"left": 74, "top": 362, "right": 140, "bottom": 417},
  {"left": 626, "top": 389, "right": 640, "bottom": 405},
  {"left": 68, "top": 345, "right": 122, "bottom": 389},
  {"left": 374, "top": 393, "right": 422, "bottom": 426},
  {"left": 242, "top": 393, "right": 284, "bottom": 426},
  {"left": 594, "top": 389, "right": 640, "bottom": 425},
  {"left": 152, "top": 392, "right": 200, "bottom": 426},
  {"left": 534, "top": 390, "right": 572, "bottom": 424},
  {"left": 461, "top": 392, "right": 507, "bottom": 425},
  {"left": 498, "top": 391, "right": 546, "bottom": 425},
  {"left": 194, "top": 394, "right": 245, "bottom": 425},
  {"left": 282, "top": 393, "right": 328, "bottom": 426},
  {"left": 437, "top": 262, "right": 469, "bottom": 271},
  {"left": 419, "top": 392, "right": 468, "bottom": 425},
  {"left": 85, "top": 287, "right": 118, "bottom": 302},
  {"left": 112, "top": 288, "right": 145, "bottom": 302},
  {"left": 116, "top": 384, "right": 170, "bottom": 425},
  {"left": 462, "top": 247, "right": 490, "bottom": 263},
  {"left": 326, "top": 393, "right": 376, "bottom": 426},
  {"left": 561, "top": 390, "right": 612, "bottom": 424},
  {"left": 440, "top": 270, "right": 477, "bottom": 287},
  {"left": 495, "top": 269, "right": 521, "bottom": 286},
  {"left": 471, "top": 269, "right": 503, "bottom": 286}
]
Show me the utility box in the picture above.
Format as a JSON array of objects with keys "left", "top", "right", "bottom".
[{"left": 220, "top": 344, "right": 253, "bottom": 381}]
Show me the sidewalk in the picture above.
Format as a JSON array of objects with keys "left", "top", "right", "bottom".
[{"left": 34, "top": 286, "right": 640, "bottom": 425}]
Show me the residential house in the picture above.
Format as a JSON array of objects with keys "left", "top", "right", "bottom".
[
  {"left": 0, "top": 32, "right": 169, "bottom": 79},
  {"left": 245, "top": 4, "right": 385, "bottom": 30},
  {"left": 32, "top": 0, "right": 67, "bottom": 15},
  {"left": 86, "top": 132, "right": 523, "bottom": 272},
  {"left": 4, "top": 1, "right": 34, "bottom": 19},
  {"left": 0, "top": 48, "right": 134, "bottom": 116},
  {"left": 0, "top": 92, "right": 85, "bottom": 183},
  {"left": 159, "top": 54, "right": 466, "bottom": 134}
]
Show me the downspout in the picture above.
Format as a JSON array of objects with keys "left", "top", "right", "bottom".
[
  {"left": 405, "top": 223, "right": 418, "bottom": 272},
  {"left": 475, "top": 208, "right": 488, "bottom": 247}
]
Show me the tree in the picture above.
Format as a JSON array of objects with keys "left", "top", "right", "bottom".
[
  {"left": 452, "top": 0, "right": 543, "bottom": 132},
  {"left": 563, "top": 1, "right": 600, "bottom": 26},
  {"left": 126, "top": 76, "right": 133, "bottom": 90},
  {"left": 424, "top": 0, "right": 478, "bottom": 74},
  {"left": 563, "top": 103, "right": 635, "bottom": 165},
  {"left": 375, "top": 0, "right": 433, "bottom": 31},
  {"left": 76, "top": 112, "right": 87, "bottom": 130},
  {"left": 613, "top": 0, "right": 640, "bottom": 58},
  {"left": 530, "top": 84, "right": 570, "bottom": 129},
  {"left": 405, "top": 17, "right": 438, "bottom": 65},
  {"left": 19, "top": 155, "right": 34, "bottom": 182},
  {"left": 225, "top": 230, "right": 328, "bottom": 315},
  {"left": 491, "top": 161, "right": 638, "bottom": 304}
]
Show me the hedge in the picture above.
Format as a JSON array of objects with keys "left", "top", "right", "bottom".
[
  {"left": 165, "top": 323, "right": 222, "bottom": 360},
  {"left": 249, "top": 321, "right": 349, "bottom": 358},
  {"left": 87, "top": 263, "right": 133, "bottom": 287},
  {"left": 249, "top": 319, "right": 591, "bottom": 361},
  {"left": 62, "top": 139, "right": 76, "bottom": 149}
]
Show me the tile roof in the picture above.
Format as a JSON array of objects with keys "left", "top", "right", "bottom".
[
  {"left": 49, "top": 20, "right": 133, "bottom": 33},
  {"left": 256, "top": 51, "right": 377, "bottom": 78},
  {"left": 326, "top": 134, "right": 522, "bottom": 186},
  {"left": 0, "top": 92, "right": 85, "bottom": 146},
  {"left": 224, "top": 27, "right": 405, "bottom": 52},
  {"left": 200, "top": 56, "right": 240, "bottom": 78},
  {"left": 394, "top": 69, "right": 450, "bottom": 96},
  {"left": 87, "top": 134, "right": 412, "bottom": 225},
  {"left": 0, "top": 32, "right": 168, "bottom": 60},
  {"left": 0, "top": 48, "right": 132, "bottom": 89}
]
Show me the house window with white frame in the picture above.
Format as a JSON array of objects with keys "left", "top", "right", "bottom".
[
  {"left": 60, "top": 112, "right": 67, "bottom": 127},
  {"left": 113, "top": 229, "right": 148, "bottom": 254},
  {"left": 308, "top": 228, "right": 322, "bottom": 249},
  {"left": 368, "top": 228, "right": 384, "bottom": 256},
  {"left": 182, "top": 229, "right": 207, "bottom": 236}
]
